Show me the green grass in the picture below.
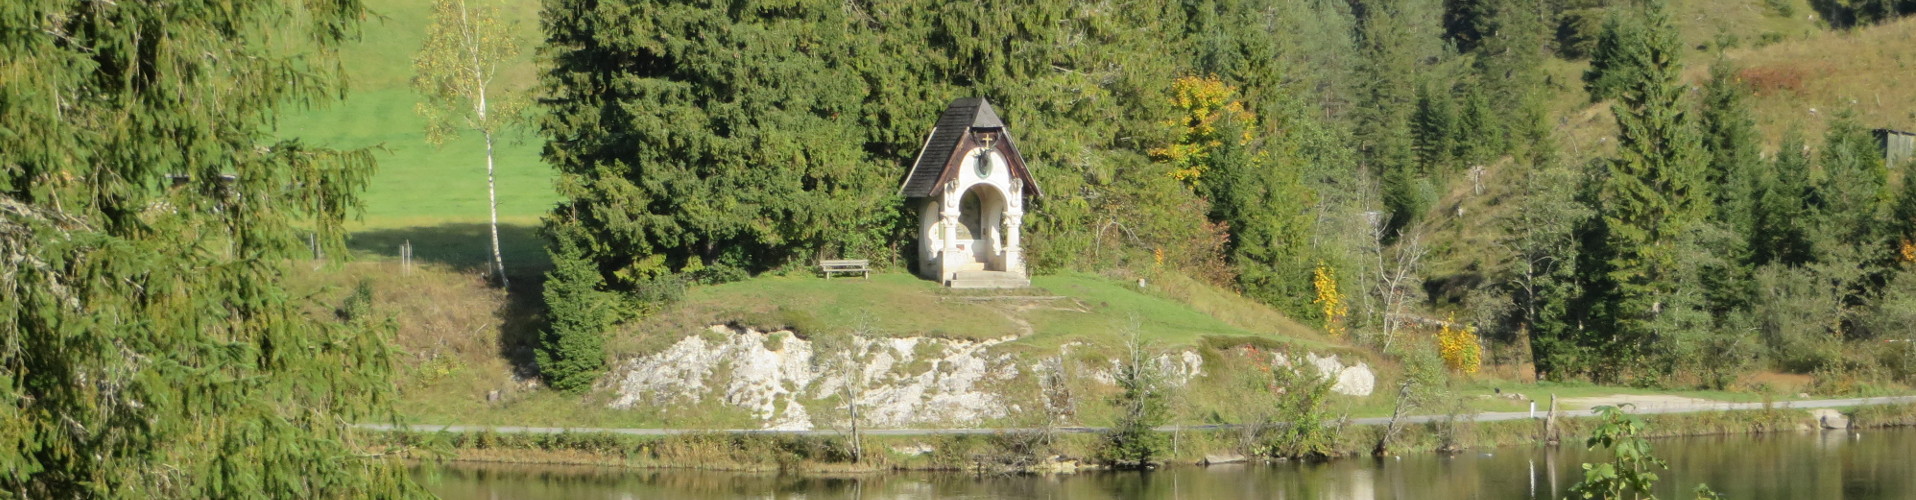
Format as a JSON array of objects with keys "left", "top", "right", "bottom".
[
  {"left": 646, "top": 273, "right": 1026, "bottom": 342},
  {"left": 280, "top": 89, "right": 556, "bottom": 226},
  {"left": 630, "top": 271, "right": 1332, "bottom": 355},
  {"left": 274, "top": 0, "right": 552, "bottom": 274}
]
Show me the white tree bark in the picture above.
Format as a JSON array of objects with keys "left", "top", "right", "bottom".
[{"left": 484, "top": 129, "right": 506, "bottom": 288}]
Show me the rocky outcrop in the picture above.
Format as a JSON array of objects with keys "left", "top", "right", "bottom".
[
  {"left": 604, "top": 325, "right": 1377, "bottom": 430},
  {"left": 1271, "top": 352, "right": 1376, "bottom": 397},
  {"left": 606, "top": 326, "right": 1022, "bottom": 430}
]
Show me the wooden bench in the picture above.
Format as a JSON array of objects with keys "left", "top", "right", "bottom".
[{"left": 819, "top": 259, "right": 870, "bottom": 279}]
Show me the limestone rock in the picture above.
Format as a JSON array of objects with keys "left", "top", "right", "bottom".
[{"left": 1201, "top": 453, "right": 1247, "bottom": 465}]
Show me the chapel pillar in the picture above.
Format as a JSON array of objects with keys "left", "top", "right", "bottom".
[
  {"left": 939, "top": 181, "right": 962, "bottom": 279},
  {"left": 1005, "top": 178, "right": 1025, "bottom": 275}
]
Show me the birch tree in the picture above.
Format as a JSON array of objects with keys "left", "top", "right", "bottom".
[{"left": 414, "top": 0, "right": 525, "bottom": 287}]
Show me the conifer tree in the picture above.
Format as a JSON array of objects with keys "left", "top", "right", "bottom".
[
  {"left": 540, "top": 0, "right": 886, "bottom": 288},
  {"left": 1413, "top": 83, "right": 1461, "bottom": 170},
  {"left": 1810, "top": 109, "right": 1889, "bottom": 254},
  {"left": 0, "top": 0, "right": 421, "bottom": 496},
  {"left": 1353, "top": 0, "right": 1439, "bottom": 232},
  {"left": 1751, "top": 131, "right": 1816, "bottom": 266},
  {"left": 1584, "top": 11, "right": 1649, "bottom": 102},
  {"left": 1593, "top": 0, "right": 1707, "bottom": 374},
  {"left": 1473, "top": 0, "right": 1553, "bottom": 158},
  {"left": 536, "top": 221, "right": 615, "bottom": 392},
  {"left": 1442, "top": 0, "right": 1495, "bottom": 52},
  {"left": 1699, "top": 62, "right": 1763, "bottom": 238}
]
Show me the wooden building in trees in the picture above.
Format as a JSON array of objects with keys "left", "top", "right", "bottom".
[
  {"left": 901, "top": 97, "right": 1040, "bottom": 288},
  {"left": 1878, "top": 128, "right": 1916, "bottom": 168}
]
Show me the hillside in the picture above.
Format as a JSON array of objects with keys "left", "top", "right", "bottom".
[
  {"left": 1423, "top": 14, "right": 1916, "bottom": 309},
  {"left": 271, "top": 0, "right": 1916, "bottom": 431},
  {"left": 293, "top": 260, "right": 1385, "bottom": 429}
]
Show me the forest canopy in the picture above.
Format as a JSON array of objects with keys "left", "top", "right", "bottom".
[{"left": 537, "top": 0, "right": 1916, "bottom": 391}]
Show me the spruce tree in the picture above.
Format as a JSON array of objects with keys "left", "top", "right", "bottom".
[
  {"left": 1473, "top": 0, "right": 1553, "bottom": 158},
  {"left": 1584, "top": 11, "right": 1649, "bottom": 102},
  {"left": 0, "top": 0, "right": 421, "bottom": 496},
  {"left": 1594, "top": 0, "right": 1707, "bottom": 375},
  {"left": 537, "top": 222, "right": 616, "bottom": 392},
  {"left": 1699, "top": 62, "right": 1763, "bottom": 239},
  {"left": 1751, "top": 131, "right": 1816, "bottom": 266},
  {"left": 1413, "top": 83, "right": 1461, "bottom": 170},
  {"left": 540, "top": 0, "right": 887, "bottom": 287},
  {"left": 1353, "top": 0, "right": 1438, "bottom": 232},
  {"left": 1810, "top": 109, "right": 1889, "bottom": 255}
]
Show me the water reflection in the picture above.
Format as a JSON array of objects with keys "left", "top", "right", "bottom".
[{"left": 418, "top": 428, "right": 1916, "bottom": 499}]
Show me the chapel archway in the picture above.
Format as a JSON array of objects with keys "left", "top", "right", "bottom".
[{"left": 956, "top": 184, "right": 1007, "bottom": 270}]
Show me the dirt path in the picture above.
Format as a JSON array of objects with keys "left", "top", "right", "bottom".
[
  {"left": 360, "top": 395, "right": 1916, "bottom": 436},
  {"left": 1559, "top": 394, "right": 1722, "bottom": 410}
]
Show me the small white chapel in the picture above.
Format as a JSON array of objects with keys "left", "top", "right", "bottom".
[{"left": 899, "top": 97, "right": 1040, "bottom": 289}]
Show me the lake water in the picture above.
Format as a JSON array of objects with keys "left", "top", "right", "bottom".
[{"left": 416, "top": 427, "right": 1915, "bottom": 499}]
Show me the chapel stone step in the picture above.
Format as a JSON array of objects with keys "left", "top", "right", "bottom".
[{"left": 945, "top": 270, "right": 1030, "bottom": 289}]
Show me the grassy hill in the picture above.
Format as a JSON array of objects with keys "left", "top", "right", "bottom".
[
  {"left": 1424, "top": 11, "right": 1916, "bottom": 303},
  {"left": 630, "top": 271, "right": 1336, "bottom": 350},
  {"left": 294, "top": 259, "right": 1362, "bottom": 428},
  {"left": 1718, "top": 17, "right": 1916, "bottom": 143}
]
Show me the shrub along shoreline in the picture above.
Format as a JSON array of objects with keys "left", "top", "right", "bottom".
[{"left": 368, "top": 403, "right": 1916, "bottom": 475}]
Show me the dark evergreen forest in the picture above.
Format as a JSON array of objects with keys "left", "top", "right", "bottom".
[{"left": 537, "top": 0, "right": 1916, "bottom": 391}]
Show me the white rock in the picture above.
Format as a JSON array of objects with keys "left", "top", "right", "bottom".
[{"left": 606, "top": 326, "right": 1019, "bottom": 430}]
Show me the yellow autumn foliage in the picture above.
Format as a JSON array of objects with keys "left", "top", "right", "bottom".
[
  {"left": 1311, "top": 262, "right": 1348, "bottom": 337},
  {"left": 1151, "top": 76, "right": 1255, "bottom": 184},
  {"left": 1437, "top": 313, "right": 1481, "bottom": 375}
]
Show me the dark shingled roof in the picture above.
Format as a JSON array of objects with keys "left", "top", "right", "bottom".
[{"left": 901, "top": 97, "right": 1005, "bottom": 197}]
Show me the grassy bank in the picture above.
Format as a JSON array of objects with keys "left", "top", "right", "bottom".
[{"left": 363, "top": 403, "right": 1916, "bottom": 474}]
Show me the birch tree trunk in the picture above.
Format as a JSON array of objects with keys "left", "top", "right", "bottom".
[{"left": 485, "top": 129, "right": 507, "bottom": 288}]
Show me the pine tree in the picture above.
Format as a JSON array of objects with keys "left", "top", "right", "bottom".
[{"left": 0, "top": 0, "right": 421, "bottom": 496}]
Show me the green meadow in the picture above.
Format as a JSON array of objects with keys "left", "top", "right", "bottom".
[{"left": 277, "top": 0, "right": 551, "bottom": 270}]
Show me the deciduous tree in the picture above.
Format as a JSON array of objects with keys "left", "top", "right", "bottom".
[{"left": 414, "top": 0, "right": 527, "bottom": 288}]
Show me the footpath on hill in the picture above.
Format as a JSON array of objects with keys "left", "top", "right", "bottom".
[{"left": 359, "top": 395, "right": 1916, "bottom": 437}]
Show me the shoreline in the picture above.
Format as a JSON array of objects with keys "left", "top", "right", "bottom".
[{"left": 369, "top": 401, "right": 1916, "bottom": 475}]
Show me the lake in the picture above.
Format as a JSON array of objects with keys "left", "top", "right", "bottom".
[{"left": 416, "top": 427, "right": 1915, "bottom": 499}]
